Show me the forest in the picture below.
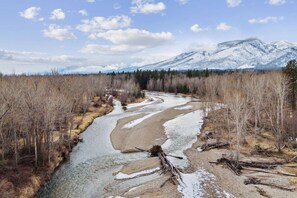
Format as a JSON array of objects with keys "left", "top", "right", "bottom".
[{"left": 0, "top": 74, "right": 143, "bottom": 168}]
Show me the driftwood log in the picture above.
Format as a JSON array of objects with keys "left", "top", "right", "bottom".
[
  {"left": 211, "top": 157, "right": 287, "bottom": 176},
  {"left": 199, "top": 142, "right": 230, "bottom": 152},
  {"left": 244, "top": 177, "right": 296, "bottom": 191},
  {"left": 136, "top": 145, "right": 183, "bottom": 187}
]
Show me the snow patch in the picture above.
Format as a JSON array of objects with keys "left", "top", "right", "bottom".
[
  {"left": 126, "top": 97, "right": 157, "bottom": 109},
  {"left": 122, "top": 111, "right": 161, "bottom": 129},
  {"left": 115, "top": 167, "right": 160, "bottom": 180},
  {"left": 178, "top": 169, "right": 235, "bottom": 198},
  {"left": 162, "top": 110, "right": 205, "bottom": 168},
  {"left": 174, "top": 105, "right": 193, "bottom": 110},
  {"left": 178, "top": 169, "right": 215, "bottom": 198}
]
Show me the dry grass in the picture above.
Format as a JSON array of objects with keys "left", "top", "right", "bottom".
[{"left": 290, "top": 178, "right": 297, "bottom": 186}]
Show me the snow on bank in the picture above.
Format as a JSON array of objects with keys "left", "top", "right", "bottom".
[
  {"left": 122, "top": 111, "right": 161, "bottom": 129},
  {"left": 162, "top": 110, "right": 205, "bottom": 167},
  {"left": 115, "top": 167, "right": 160, "bottom": 180},
  {"left": 174, "top": 105, "right": 193, "bottom": 110},
  {"left": 178, "top": 169, "right": 235, "bottom": 198},
  {"left": 126, "top": 98, "right": 157, "bottom": 109},
  {"left": 178, "top": 169, "right": 215, "bottom": 197}
]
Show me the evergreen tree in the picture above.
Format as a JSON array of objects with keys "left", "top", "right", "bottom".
[{"left": 283, "top": 59, "right": 297, "bottom": 110}]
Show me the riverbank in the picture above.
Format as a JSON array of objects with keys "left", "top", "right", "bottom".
[
  {"left": 110, "top": 98, "right": 200, "bottom": 153},
  {"left": 0, "top": 97, "right": 113, "bottom": 198},
  {"left": 186, "top": 108, "right": 297, "bottom": 198},
  {"left": 109, "top": 94, "right": 297, "bottom": 197}
]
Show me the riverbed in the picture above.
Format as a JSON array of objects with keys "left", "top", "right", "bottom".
[{"left": 37, "top": 92, "right": 227, "bottom": 198}]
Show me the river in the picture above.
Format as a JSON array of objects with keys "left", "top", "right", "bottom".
[{"left": 37, "top": 92, "right": 207, "bottom": 198}]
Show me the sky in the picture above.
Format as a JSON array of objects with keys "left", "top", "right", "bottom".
[{"left": 0, "top": 0, "right": 296, "bottom": 74}]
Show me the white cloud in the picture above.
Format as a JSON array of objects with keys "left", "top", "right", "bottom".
[
  {"left": 176, "top": 0, "right": 189, "bottom": 5},
  {"left": 131, "top": 0, "right": 166, "bottom": 14},
  {"left": 43, "top": 24, "right": 76, "bottom": 41},
  {"left": 268, "top": 0, "right": 286, "bottom": 5},
  {"left": 86, "top": 0, "right": 96, "bottom": 3},
  {"left": 82, "top": 28, "right": 173, "bottom": 54},
  {"left": 78, "top": 9, "right": 88, "bottom": 16},
  {"left": 0, "top": 49, "right": 86, "bottom": 74},
  {"left": 226, "top": 0, "right": 241, "bottom": 7},
  {"left": 89, "top": 28, "right": 173, "bottom": 45},
  {"left": 50, "top": 8, "right": 66, "bottom": 20},
  {"left": 76, "top": 15, "right": 131, "bottom": 33},
  {"left": 248, "top": 16, "right": 284, "bottom": 24},
  {"left": 190, "top": 24, "right": 208, "bottom": 32},
  {"left": 216, "top": 22, "right": 232, "bottom": 31},
  {"left": 20, "top": 7, "right": 40, "bottom": 20}
]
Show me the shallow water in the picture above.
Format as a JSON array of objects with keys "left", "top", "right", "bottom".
[{"left": 37, "top": 92, "right": 194, "bottom": 198}]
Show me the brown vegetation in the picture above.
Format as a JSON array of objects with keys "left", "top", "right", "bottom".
[{"left": 0, "top": 73, "right": 142, "bottom": 197}]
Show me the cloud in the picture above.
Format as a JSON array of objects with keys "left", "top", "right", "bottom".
[
  {"left": 176, "top": 0, "right": 189, "bottom": 5},
  {"left": 248, "top": 16, "right": 284, "bottom": 24},
  {"left": 78, "top": 9, "right": 88, "bottom": 16},
  {"left": 82, "top": 28, "right": 173, "bottom": 54},
  {"left": 50, "top": 8, "right": 66, "bottom": 20},
  {"left": 43, "top": 24, "right": 76, "bottom": 41},
  {"left": 20, "top": 7, "right": 40, "bottom": 20},
  {"left": 216, "top": 22, "right": 232, "bottom": 31},
  {"left": 226, "top": 0, "right": 241, "bottom": 7},
  {"left": 86, "top": 0, "right": 96, "bottom": 3},
  {"left": 190, "top": 24, "right": 208, "bottom": 32},
  {"left": 76, "top": 15, "right": 131, "bottom": 33},
  {"left": 89, "top": 28, "right": 173, "bottom": 45},
  {"left": 0, "top": 49, "right": 85, "bottom": 64},
  {"left": 130, "top": 0, "right": 166, "bottom": 14},
  {"left": 268, "top": 0, "right": 286, "bottom": 5},
  {"left": 0, "top": 49, "right": 87, "bottom": 74}
]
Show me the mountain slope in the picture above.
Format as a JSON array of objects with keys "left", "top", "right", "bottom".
[{"left": 139, "top": 38, "right": 297, "bottom": 70}]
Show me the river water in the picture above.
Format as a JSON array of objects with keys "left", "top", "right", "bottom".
[{"left": 37, "top": 92, "right": 202, "bottom": 198}]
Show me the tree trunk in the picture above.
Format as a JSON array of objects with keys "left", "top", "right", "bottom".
[{"left": 14, "top": 128, "right": 18, "bottom": 168}]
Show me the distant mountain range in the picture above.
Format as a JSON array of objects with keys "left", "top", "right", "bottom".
[
  {"left": 139, "top": 38, "right": 297, "bottom": 71},
  {"left": 61, "top": 38, "right": 297, "bottom": 74}
]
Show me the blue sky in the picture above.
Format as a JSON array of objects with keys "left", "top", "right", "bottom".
[{"left": 0, "top": 0, "right": 296, "bottom": 74}]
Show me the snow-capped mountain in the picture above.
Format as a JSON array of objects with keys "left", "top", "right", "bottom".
[{"left": 139, "top": 38, "right": 297, "bottom": 71}]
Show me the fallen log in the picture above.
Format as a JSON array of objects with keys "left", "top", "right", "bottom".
[
  {"left": 239, "top": 161, "right": 283, "bottom": 169},
  {"left": 211, "top": 157, "right": 287, "bottom": 175},
  {"left": 199, "top": 142, "right": 229, "bottom": 152},
  {"left": 135, "top": 146, "right": 183, "bottom": 159},
  {"left": 244, "top": 177, "right": 296, "bottom": 191},
  {"left": 216, "top": 157, "right": 242, "bottom": 175},
  {"left": 290, "top": 155, "right": 297, "bottom": 163},
  {"left": 242, "top": 167, "right": 297, "bottom": 177},
  {"left": 136, "top": 145, "right": 183, "bottom": 187}
]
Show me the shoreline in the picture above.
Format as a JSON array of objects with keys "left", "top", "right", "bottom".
[
  {"left": 185, "top": 108, "right": 297, "bottom": 198},
  {"left": 109, "top": 94, "right": 297, "bottom": 197},
  {"left": 0, "top": 100, "right": 114, "bottom": 198},
  {"left": 110, "top": 99, "right": 201, "bottom": 153}
]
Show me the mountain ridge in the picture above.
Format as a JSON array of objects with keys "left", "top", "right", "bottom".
[
  {"left": 139, "top": 38, "right": 297, "bottom": 71},
  {"left": 60, "top": 38, "right": 297, "bottom": 74}
]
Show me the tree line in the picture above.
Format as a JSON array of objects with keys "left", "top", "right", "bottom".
[
  {"left": 0, "top": 73, "right": 141, "bottom": 168},
  {"left": 123, "top": 61, "right": 297, "bottom": 161}
]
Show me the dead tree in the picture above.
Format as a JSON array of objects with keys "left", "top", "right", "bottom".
[{"left": 136, "top": 145, "right": 183, "bottom": 186}]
